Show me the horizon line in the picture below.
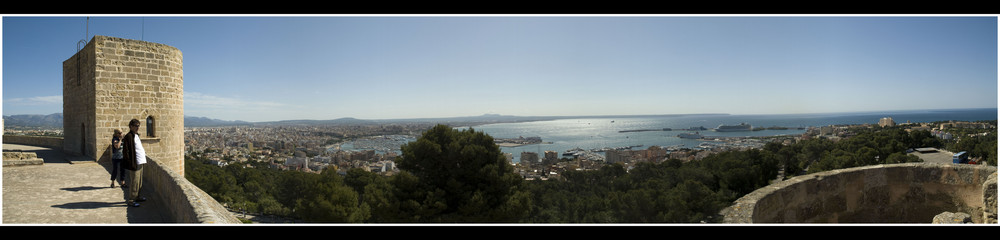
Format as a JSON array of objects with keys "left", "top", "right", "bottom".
[
  {"left": 241, "top": 107, "right": 1000, "bottom": 123},
  {"left": 6, "top": 107, "right": 996, "bottom": 123}
]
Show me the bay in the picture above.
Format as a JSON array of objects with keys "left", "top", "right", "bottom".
[{"left": 464, "top": 108, "right": 997, "bottom": 163}]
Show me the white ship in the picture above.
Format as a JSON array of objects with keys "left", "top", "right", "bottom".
[
  {"left": 677, "top": 132, "right": 703, "bottom": 139},
  {"left": 715, "top": 123, "right": 752, "bottom": 132},
  {"left": 563, "top": 148, "right": 585, "bottom": 157}
]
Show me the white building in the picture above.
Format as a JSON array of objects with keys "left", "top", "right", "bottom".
[{"left": 879, "top": 117, "right": 896, "bottom": 127}]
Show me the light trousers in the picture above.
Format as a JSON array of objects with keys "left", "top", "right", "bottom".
[{"left": 128, "top": 164, "right": 144, "bottom": 201}]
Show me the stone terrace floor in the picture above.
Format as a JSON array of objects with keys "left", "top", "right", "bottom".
[{"left": 3, "top": 143, "right": 170, "bottom": 224}]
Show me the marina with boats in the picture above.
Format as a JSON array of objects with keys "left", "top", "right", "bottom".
[
  {"left": 617, "top": 123, "right": 805, "bottom": 135},
  {"left": 555, "top": 122, "right": 790, "bottom": 160}
]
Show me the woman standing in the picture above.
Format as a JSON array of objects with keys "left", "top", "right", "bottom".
[{"left": 110, "top": 129, "right": 126, "bottom": 188}]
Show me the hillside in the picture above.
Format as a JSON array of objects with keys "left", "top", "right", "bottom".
[
  {"left": 2, "top": 114, "right": 252, "bottom": 129},
  {"left": 2, "top": 113, "right": 63, "bottom": 130}
]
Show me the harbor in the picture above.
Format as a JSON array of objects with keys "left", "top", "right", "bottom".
[
  {"left": 488, "top": 121, "right": 809, "bottom": 164},
  {"left": 471, "top": 108, "right": 997, "bottom": 164},
  {"left": 618, "top": 124, "right": 806, "bottom": 134}
]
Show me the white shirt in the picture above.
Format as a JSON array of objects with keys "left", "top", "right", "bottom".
[{"left": 134, "top": 134, "right": 147, "bottom": 165}]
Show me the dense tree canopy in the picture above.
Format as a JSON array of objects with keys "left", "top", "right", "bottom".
[
  {"left": 395, "top": 124, "right": 531, "bottom": 222},
  {"left": 801, "top": 128, "right": 930, "bottom": 174}
]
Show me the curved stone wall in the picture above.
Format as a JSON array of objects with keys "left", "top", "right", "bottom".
[
  {"left": 723, "top": 163, "right": 998, "bottom": 223},
  {"left": 143, "top": 156, "right": 241, "bottom": 224}
]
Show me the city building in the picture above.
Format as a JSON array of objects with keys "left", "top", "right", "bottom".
[
  {"left": 940, "top": 120, "right": 991, "bottom": 130},
  {"left": 605, "top": 149, "right": 629, "bottom": 164},
  {"left": 879, "top": 117, "right": 896, "bottom": 127},
  {"left": 520, "top": 151, "right": 539, "bottom": 167},
  {"left": 285, "top": 157, "right": 309, "bottom": 170},
  {"left": 932, "top": 129, "right": 954, "bottom": 140},
  {"left": 543, "top": 150, "right": 558, "bottom": 165}
]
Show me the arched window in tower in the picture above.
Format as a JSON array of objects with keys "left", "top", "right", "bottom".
[{"left": 146, "top": 116, "right": 156, "bottom": 137}]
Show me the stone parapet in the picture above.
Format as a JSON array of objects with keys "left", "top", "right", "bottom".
[
  {"left": 3, "top": 135, "right": 64, "bottom": 149},
  {"left": 143, "top": 156, "right": 241, "bottom": 223},
  {"left": 723, "top": 163, "right": 998, "bottom": 223}
]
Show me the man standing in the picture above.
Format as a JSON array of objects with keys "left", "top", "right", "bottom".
[{"left": 122, "top": 119, "right": 148, "bottom": 207}]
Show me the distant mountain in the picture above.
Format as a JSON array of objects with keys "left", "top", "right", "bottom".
[
  {"left": 2, "top": 114, "right": 253, "bottom": 129},
  {"left": 376, "top": 114, "right": 563, "bottom": 126},
  {"left": 253, "top": 117, "right": 378, "bottom": 126},
  {"left": 184, "top": 116, "right": 252, "bottom": 127},
  {"left": 3, "top": 113, "right": 63, "bottom": 129}
]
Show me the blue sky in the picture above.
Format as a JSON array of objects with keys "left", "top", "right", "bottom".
[{"left": 3, "top": 15, "right": 997, "bottom": 122}]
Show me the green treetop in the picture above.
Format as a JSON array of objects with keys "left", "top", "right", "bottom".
[{"left": 396, "top": 124, "right": 531, "bottom": 222}]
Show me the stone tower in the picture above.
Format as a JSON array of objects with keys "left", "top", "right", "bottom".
[{"left": 63, "top": 35, "right": 185, "bottom": 176}]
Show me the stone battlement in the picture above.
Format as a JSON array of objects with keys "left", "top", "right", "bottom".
[
  {"left": 3, "top": 135, "right": 63, "bottom": 149},
  {"left": 723, "top": 163, "right": 998, "bottom": 223},
  {"left": 141, "top": 153, "right": 240, "bottom": 223}
]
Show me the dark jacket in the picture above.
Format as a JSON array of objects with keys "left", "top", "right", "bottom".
[
  {"left": 111, "top": 136, "right": 123, "bottom": 160},
  {"left": 122, "top": 131, "right": 139, "bottom": 171}
]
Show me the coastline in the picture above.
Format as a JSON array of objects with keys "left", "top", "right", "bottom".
[{"left": 497, "top": 142, "right": 553, "bottom": 148}]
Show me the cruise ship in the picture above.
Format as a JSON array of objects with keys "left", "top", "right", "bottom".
[
  {"left": 563, "top": 148, "right": 586, "bottom": 157},
  {"left": 715, "top": 123, "right": 752, "bottom": 132},
  {"left": 677, "top": 132, "right": 703, "bottom": 139}
]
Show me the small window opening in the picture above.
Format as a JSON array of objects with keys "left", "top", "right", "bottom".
[{"left": 146, "top": 116, "right": 156, "bottom": 137}]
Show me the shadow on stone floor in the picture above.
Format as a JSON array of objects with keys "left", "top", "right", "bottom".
[{"left": 52, "top": 201, "right": 129, "bottom": 209}]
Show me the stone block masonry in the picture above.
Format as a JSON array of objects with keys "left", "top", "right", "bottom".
[
  {"left": 64, "top": 35, "right": 185, "bottom": 176},
  {"left": 2, "top": 151, "right": 43, "bottom": 166}
]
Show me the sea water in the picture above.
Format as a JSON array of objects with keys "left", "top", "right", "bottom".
[{"left": 466, "top": 108, "right": 997, "bottom": 163}]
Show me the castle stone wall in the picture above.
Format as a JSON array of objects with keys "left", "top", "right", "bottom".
[
  {"left": 63, "top": 40, "right": 97, "bottom": 159},
  {"left": 723, "top": 163, "right": 998, "bottom": 223}
]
